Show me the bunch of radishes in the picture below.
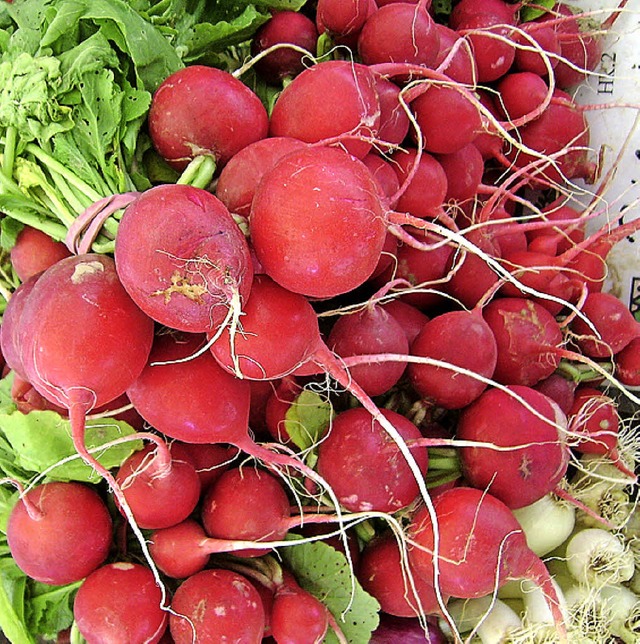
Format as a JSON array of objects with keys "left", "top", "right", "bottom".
[{"left": 1, "top": 0, "right": 639, "bottom": 642}]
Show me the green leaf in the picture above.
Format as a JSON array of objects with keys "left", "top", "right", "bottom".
[
  {"left": 281, "top": 536, "right": 380, "bottom": 644},
  {"left": 0, "top": 409, "right": 143, "bottom": 483},
  {"left": 0, "top": 555, "right": 35, "bottom": 644},
  {"left": 284, "top": 389, "right": 333, "bottom": 452},
  {"left": 0, "top": 218, "right": 23, "bottom": 251},
  {"left": 25, "top": 579, "right": 80, "bottom": 640},
  {"left": 520, "top": 0, "right": 555, "bottom": 22}
]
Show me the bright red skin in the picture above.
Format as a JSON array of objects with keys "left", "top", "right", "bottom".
[
  {"left": 126, "top": 332, "right": 251, "bottom": 445},
  {"left": 327, "top": 304, "right": 409, "bottom": 397},
  {"left": 249, "top": 146, "right": 387, "bottom": 299},
  {"left": 270, "top": 582, "right": 329, "bottom": 644},
  {"left": 571, "top": 292, "right": 640, "bottom": 358},
  {"left": 449, "top": 0, "right": 517, "bottom": 28},
  {"left": 210, "top": 274, "right": 320, "bottom": 380},
  {"left": 115, "top": 444, "right": 201, "bottom": 530},
  {"left": 533, "top": 373, "right": 577, "bottom": 415},
  {"left": 316, "top": 0, "right": 374, "bottom": 38},
  {"left": 513, "top": 24, "right": 561, "bottom": 77},
  {"left": 7, "top": 482, "right": 112, "bottom": 585},
  {"left": 614, "top": 336, "right": 640, "bottom": 386},
  {"left": 457, "top": 385, "right": 569, "bottom": 509},
  {"left": 408, "top": 309, "right": 498, "bottom": 410},
  {"left": 408, "top": 487, "right": 539, "bottom": 598},
  {"left": 433, "top": 24, "right": 476, "bottom": 85},
  {"left": 381, "top": 300, "right": 429, "bottom": 346},
  {"left": 172, "top": 441, "right": 235, "bottom": 490},
  {"left": 358, "top": 532, "right": 446, "bottom": 617},
  {"left": 148, "top": 65, "right": 269, "bottom": 171},
  {"left": 269, "top": 60, "right": 380, "bottom": 159},
  {"left": 482, "top": 297, "right": 564, "bottom": 386},
  {"left": 17, "top": 254, "right": 154, "bottom": 411},
  {"left": 526, "top": 201, "right": 585, "bottom": 256},
  {"left": 316, "top": 407, "right": 428, "bottom": 513},
  {"left": 74, "top": 562, "right": 168, "bottom": 643},
  {"left": 374, "top": 77, "right": 411, "bottom": 151},
  {"left": 496, "top": 72, "right": 549, "bottom": 121},
  {"left": 358, "top": 3, "right": 440, "bottom": 68},
  {"left": 115, "top": 184, "right": 253, "bottom": 334},
  {"left": 169, "top": 569, "right": 265, "bottom": 643},
  {"left": 389, "top": 148, "right": 448, "bottom": 219},
  {"left": 411, "top": 84, "right": 483, "bottom": 155},
  {"left": 201, "top": 467, "right": 291, "bottom": 557},
  {"left": 250, "top": 11, "right": 318, "bottom": 84},
  {"left": 215, "top": 137, "right": 307, "bottom": 217},
  {"left": 362, "top": 153, "right": 401, "bottom": 202},
  {"left": 150, "top": 519, "right": 211, "bottom": 579},
  {"left": 568, "top": 387, "right": 620, "bottom": 455},
  {"left": 10, "top": 225, "right": 71, "bottom": 282},
  {"left": 436, "top": 143, "right": 484, "bottom": 203}
]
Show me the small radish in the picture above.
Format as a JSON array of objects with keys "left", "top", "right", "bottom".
[{"left": 10, "top": 225, "right": 71, "bottom": 282}]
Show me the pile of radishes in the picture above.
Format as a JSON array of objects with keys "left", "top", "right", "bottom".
[{"left": 1, "top": 0, "right": 639, "bottom": 642}]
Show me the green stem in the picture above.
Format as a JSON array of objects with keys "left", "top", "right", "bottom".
[
  {"left": 2, "top": 127, "right": 17, "bottom": 179},
  {"left": 176, "top": 154, "right": 217, "bottom": 189},
  {"left": 556, "top": 359, "right": 612, "bottom": 383}
]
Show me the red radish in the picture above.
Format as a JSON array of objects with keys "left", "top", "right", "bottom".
[
  {"left": 435, "top": 142, "right": 484, "bottom": 202},
  {"left": 362, "top": 153, "right": 401, "bottom": 202},
  {"left": 358, "top": 532, "right": 446, "bottom": 618},
  {"left": 73, "top": 562, "right": 168, "bottom": 644},
  {"left": 389, "top": 148, "right": 448, "bottom": 219},
  {"left": 410, "top": 83, "right": 483, "bottom": 155},
  {"left": 209, "top": 274, "right": 320, "bottom": 381},
  {"left": 513, "top": 23, "right": 561, "bottom": 77},
  {"left": 381, "top": 299, "right": 430, "bottom": 345},
  {"left": 408, "top": 309, "right": 498, "bottom": 409},
  {"left": 374, "top": 76, "right": 411, "bottom": 151},
  {"left": 7, "top": 481, "right": 112, "bottom": 585},
  {"left": 215, "top": 137, "right": 307, "bottom": 217},
  {"left": 170, "top": 569, "right": 266, "bottom": 643},
  {"left": 172, "top": 441, "right": 235, "bottom": 490},
  {"left": 264, "top": 376, "right": 303, "bottom": 445},
  {"left": 316, "top": 406, "right": 428, "bottom": 513},
  {"left": 250, "top": 11, "right": 318, "bottom": 84},
  {"left": 268, "top": 60, "right": 381, "bottom": 159},
  {"left": 149, "top": 519, "right": 212, "bottom": 579},
  {"left": 249, "top": 145, "right": 387, "bottom": 299},
  {"left": 533, "top": 373, "right": 578, "bottom": 415},
  {"left": 10, "top": 225, "right": 71, "bottom": 282},
  {"left": 357, "top": 2, "right": 440, "bottom": 68},
  {"left": 526, "top": 199, "right": 585, "bottom": 256},
  {"left": 148, "top": 65, "right": 269, "bottom": 171},
  {"left": 614, "top": 336, "right": 640, "bottom": 386},
  {"left": 316, "top": 0, "right": 376, "bottom": 44},
  {"left": 482, "top": 296, "right": 564, "bottom": 386},
  {"left": 570, "top": 291, "right": 640, "bottom": 358},
  {"left": 270, "top": 574, "right": 330, "bottom": 644},
  {"left": 407, "top": 486, "right": 567, "bottom": 639},
  {"left": 449, "top": 0, "right": 517, "bottom": 28},
  {"left": 201, "top": 467, "right": 291, "bottom": 557},
  {"left": 115, "top": 184, "right": 253, "bottom": 334},
  {"left": 495, "top": 72, "right": 549, "bottom": 121},
  {"left": 115, "top": 443, "right": 201, "bottom": 530},
  {"left": 457, "top": 385, "right": 570, "bottom": 509},
  {"left": 433, "top": 24, "right": 476, "bottom": 85},
  {"left": 327, "top": 303, "right": 409, "bottom": 396}
]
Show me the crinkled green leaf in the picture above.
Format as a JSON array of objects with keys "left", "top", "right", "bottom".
[
  {"left": 0, "top": 217, "right": 23, "bottom": 251},
  {"left": 281, "top": 535, "right": 380, "bottom": 644},
  {"left": 0, "top": 552, "right": 35, "bottom": 644},
  {"left": 0, "top": 409, "right": 142, "bottom": 483},
  {"left": 25, "top": 579, "right": 80, "bottom": 640},
  {"left": 520, "top": 0, "right": 555, "bottom": 22},
  {"left": 284, "top": 389, "right": 333, "bottom": 452}
]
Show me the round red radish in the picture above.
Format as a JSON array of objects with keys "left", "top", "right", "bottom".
[
  {"left": 10, "top": 225, "right": 71, "bottom": 282},
  {"left": 249, "top": 145, "right": 387, "bottom": 299},
  {"left": 381, "top": 300, "right": 429, "bottom": 345},
  {"left": 433, "top": 24, "right": 476, "bottom": 85},
  {"left": 568, "top": 387, "right": 620, "bottom": 456},
  {"left": 316, "top": 406, "right": 428, "bottom": 513},
  {"left": 115, "top": 184, "right": 253, "bottom": 334},
  {"left": 74, "top": 562, "right": 168, "bottom": 643},
  {"left": 614, "top": 336, "right": 640, "bottom": 386},
  {"left": 170, "top": 569, "right": 266, "bottom": 643},
  {"left": 7, "top": 481, "right": 112, "bottom": 585},
  {"left": 148, "top": 65, "right": 269, "bottom": 171},
  {"left": 374, "top": 76, "right": 411, "bottom": 151},
  {"left": 268, "top": 59, "right": 380, "bottom": 159},
  {"left": 457, "top": 385, "right": 570, "bottom": 509},
  {"left": 435, "top": 143, "right": 484, "bottom": 203},
  {"left": 408, "top": 309, "right": 498, "bottom": 410},
  {"left": 150, "top": 519, "right": 212, "bottom": 579}
]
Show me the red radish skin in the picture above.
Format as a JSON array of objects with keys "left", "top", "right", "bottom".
[
  {"left": 495, "top": 72, "right": 550, "bottom": 121},
  {"left": 150, "top": 519, "right": 212, "bottom": 579},
  {"left": 408, "top": 309, "right": 498, "bottom": 410},
  {"left": 362, "top": 153, "right": 402, "bottom": 203},
  {"left": 614, "top": 336, "right": 640, "bottom": 386},
  {"left": 408, "top": 487, "right": 567, "bottom": 640},
  {"left": 316, "top": 407, "right": 429, "bottom": 513},
  {"left": 457, "top": 385, "right": 570, "bottom": 509},
  {"left": 374, "top": 76, "right": 411, "bottom": 151},
  {"left": 249, "top": 145, "right": 387, "bottom": 299},
  {"left": 10, "top": 225, "right": 71, "bottom": 282},
  {"left": 268, "top": 60, "right": 381, "bottom": 159},
  {"left": 433, "top": 24, "right": 476, "bottom": 85},
  {"left": 73, "top": 562, "right": 168, "bottom": 644},
  {"left": 435, "top": 143, "right": 484, "bottom": 203},
  {"left": 148, "top": 65, "right": 269, "bottom": 171},
  {"left": 513, "top": 23, "right": 561, "bottom": 77},
  {"left": 115, "top": 184, "right": 253, "bottom": 334},
  {"left": 201, "top": 467, "right": 291, "bottom": 558},
  {"left": 533, "top": 373, "right": 578, "bottom": 415},
  {"left": 170, "top": 569, "right": 266, "bottom": 643},
  {"left": 316, "top": 0, "right": 376, "bottom": 43},
  {"left": 381, "top": 299, "right": 430, "bottom": 345},
  {"left": 250, "top": 11, "right": 318, "bottom": 84},
  {"left": 7, "top": 482, "right": 112, "bottom": 585}
]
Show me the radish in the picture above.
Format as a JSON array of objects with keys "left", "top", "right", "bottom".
[
  {"left": 435, "top": 142, "right": 484, "bottom": 203},
  {"left": 373, "top": 76, "right": 411, "bottom": 151},
  {"left": 408, "top": 309, "right": 498, "bottom": 410},
  {"left": 456, "top": 385, "right": 570, "bottom": 509},
  {"left": 315, "top": 406, "right": 429, "bottom": 513},
  {"left": 169, "top": 568, "right": 266, "bottom": 643},
  {"left": 250, "top": 11, "right": 318, "bottom": 84},
  {"left": 249, "top": 145, "right": 387, "bottom": 299},
  {"left": 614, "top": 337, "right": 640, "bottom": 386},
  {"left": 10, "top": 225, "right": 71, "bottom": 282},
  {"left": 316, "top": 0, "right": 376, "bottom": 46},
  {"left": 268, "top": 59, "right": 381, "bottom": 159},
  {"left": 114, "top": 183, "right": 253, "bottom": 334},
  {"left": 513, "top": 22, "right": 561, "bottom": 77},
  {"left": 362, "top": 153, "right": 401, "bottom": 202},
  {"left": 407, "top": 486, "right": 568, "bottom": 639},
  {"left": 6, "top": 481, "right": 112, "bottom": 585},
  {"left": 381, "top": 299, "right": 430, "bottom": 345},
  {"left": 148, "top": 64, "right": 269, "bottom": 171},
  {"left": 433, "top": 24, "right": 476, "bottom": 85},
  {"left": 73, "top": 562, "right": 168, "bottom": 644}
]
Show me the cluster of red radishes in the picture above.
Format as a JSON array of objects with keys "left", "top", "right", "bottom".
[{"left": 1, "top": 0, "right": 639, "bottom": 642}]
